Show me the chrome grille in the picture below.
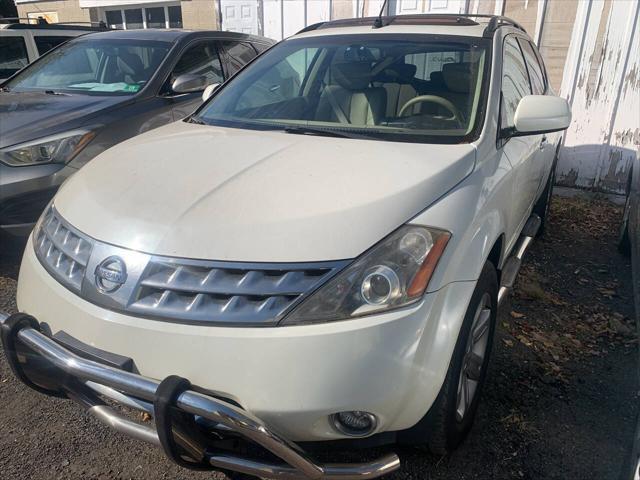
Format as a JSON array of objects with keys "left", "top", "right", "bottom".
[
  {"left": 129, "top": 260, "right": 345, "bottom": 325},
  {"left": 33, "top": 206, "right": 347, "bottom": 326},
  {"left": 34, "top": 206, "right": 93, "bottom": 292}
]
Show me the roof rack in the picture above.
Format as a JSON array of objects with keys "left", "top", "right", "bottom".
[
  {"left": 0, "top": 17, "right": 108, "bottom": 31},
  {"left": 295, "top": 13, "right": 526, "bottom": 38}
]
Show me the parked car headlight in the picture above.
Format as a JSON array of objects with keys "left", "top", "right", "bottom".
[
  {"left": 0, "top": 130, "right": 95, "bottom": 167},
  {"left": 281, "top": 225, "right": 450, "bottom": 325}
]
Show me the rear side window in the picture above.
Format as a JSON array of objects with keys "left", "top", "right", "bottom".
[
  {"left": 253, "top": 43, "right": 271, "bottom": 54},
  {"left": 170, "top": 41, "right": 224, "bottom": 86},
  {"left": 0, "top": 36, "right": 29, "bottom": 78},
  {"left": 34, "top": 36, "right": 73, "bottom": 56},
  {"left": 518, "top": 38, "right": 545, "bottom": 95},
  {"left": 223, "top": 41, "right": 258, "bottom": 73},
  {"left": 501, "top": 36, "right": 532, "bottom": 132}
]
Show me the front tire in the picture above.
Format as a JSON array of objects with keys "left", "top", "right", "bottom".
[{"left": 400, "top": 261, "right": 498, "bottom": 454}]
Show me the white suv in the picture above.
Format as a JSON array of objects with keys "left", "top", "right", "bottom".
[
  {"left": 1, "top": 14, "right": 570, "bottom": 480},
  {"left": 0, "top": 20, "right": 106, "bottom": 81}
]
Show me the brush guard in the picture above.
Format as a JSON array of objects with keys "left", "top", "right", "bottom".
[{"left": 0, "top": 313, "right": 399, "bottom": 479}]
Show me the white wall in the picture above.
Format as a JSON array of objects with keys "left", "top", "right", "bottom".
[{"left": 557, "top": 0, "right": 640, "bottom": 194}]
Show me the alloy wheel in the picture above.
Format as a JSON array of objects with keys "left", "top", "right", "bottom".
[{"left": 456, "top": 292, "right": 492, "bottom": 422}]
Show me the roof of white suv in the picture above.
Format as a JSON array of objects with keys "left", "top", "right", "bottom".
[{"left": 292, "top": 14, "right": 526, "bottom": 40}]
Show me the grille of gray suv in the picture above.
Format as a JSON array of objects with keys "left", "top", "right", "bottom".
[
  {"left": 34, "top": 206, "right": 93, "bottom": 292},
  {"left": 128, "top": 260, "right": 344, "bottom": 325},
  {"left": 33, "top": 206, "right": 347, "bottom": 326}
]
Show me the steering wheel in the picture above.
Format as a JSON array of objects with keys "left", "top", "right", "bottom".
[{"left": 398, "top": 95, "right": 464, "bottom": 126}]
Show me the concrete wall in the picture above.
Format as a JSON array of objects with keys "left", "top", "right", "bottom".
[
  {"left": 538, "top": 0, "right": 579, "bottom": 92},
  {"left": 16, "top": 0, "right": 91, "bottom": 23},
  {"left": 180, "top": 0, "right": 218, "bottom": 29},
  {"left": 504, "top": 0, "right": 539, "bottom": 36}
]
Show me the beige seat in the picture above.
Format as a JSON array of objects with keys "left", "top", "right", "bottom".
[
  {"left": 439, "top": 62, "right": 475, "bottom": 117},
  {"left": 316, "top": 62, "right": 386, "bottom": 125},
  {"left": 375, "top": 61, "right": 419, "bottom": 117}
]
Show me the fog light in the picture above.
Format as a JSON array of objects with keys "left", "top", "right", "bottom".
[{"left": 331, "top": 411, "right": 377, "bottom": 437}]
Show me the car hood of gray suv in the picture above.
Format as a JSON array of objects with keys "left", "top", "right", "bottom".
[{"left": 0, "top": 91, "right": 125, "bottom": 148}]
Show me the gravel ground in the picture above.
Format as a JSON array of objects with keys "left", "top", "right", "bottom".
[{"left": 0, "top": 195, "right": 636, "bottom": 480}]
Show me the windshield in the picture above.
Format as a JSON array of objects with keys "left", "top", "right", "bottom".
[
  {"left": 5, "top": 37, "right": 171, "bottom": 95},
  {"left": 196, "top": 34, "right": 490, "bottom": 143}
]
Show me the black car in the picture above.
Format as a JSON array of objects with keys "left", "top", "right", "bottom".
[{"left": 0, "top": 29, "right": 273, "bottom": 236}]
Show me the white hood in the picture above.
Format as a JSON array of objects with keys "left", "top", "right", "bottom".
[{"left": 55, "top": 121, "right": 475, "bottom": 262}]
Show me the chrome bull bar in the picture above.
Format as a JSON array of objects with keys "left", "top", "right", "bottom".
[{"left": 0, "top": 313, "right": 400, "bottom": 479}]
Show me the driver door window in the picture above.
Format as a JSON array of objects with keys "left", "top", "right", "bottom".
[
  {"left": 169, "top": 41, "right": 224, "bottom": 90},
  {"left": 501, "top": 36, "right": 532, "bottom": 133},
  {"left": 168, "top": 41, "right": 224, "bottom": 119}
]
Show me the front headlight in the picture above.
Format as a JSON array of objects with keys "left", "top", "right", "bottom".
[
  {"left": 0, "top": 130, "right": 95, "bottom": 167},
  {"left": 281, "top": 225, "right": 450, "bottom": 325}
]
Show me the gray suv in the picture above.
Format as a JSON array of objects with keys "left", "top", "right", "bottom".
[{"left": 0, "top": 28, "right": 273, "bottom": 236}]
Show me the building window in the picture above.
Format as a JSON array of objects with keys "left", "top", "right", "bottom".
[
  {"left": 168, "top": 5, "right": 183, "bottom": 28},
  {"left": 103, "top": 3, "right": 182, "bottom": 30},
  {"left": 124, "top": 8, "right": 144, "bottom": 29},
  {"left": 105, "top": 9, "right": 123, "bottom": 29},
  {"left": 146, "top": 7, "right": 166, "bottom": 29}
]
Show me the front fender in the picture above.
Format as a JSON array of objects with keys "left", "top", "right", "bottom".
[{"left": 411, "top": 152, "right": 512, "bottom": 292}]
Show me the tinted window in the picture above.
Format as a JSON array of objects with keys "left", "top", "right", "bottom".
[
  {"left": 168, "top": 6, "right": 183, "bottom": 28},
  {"left": 518, "top": 38, "right": 545, "bottom": 95},
  {"left": 501, "top": 36, "right": 531, "bottom": 131},
  {"left": 0, "top": 36, "right": 29, "bottom": 78},
  {"left": 124, "top": 8, "right": 143, "bottom": 29},
  {"left": 145, "top": 7, "right": 166, "bottom": 29},
  {"left": 105, "top": 10, "right": 123, "bottom": 29},
  {"left": 34, "top": 36, "right": 73, "bottom": 56},
  {"left": 253, "top": 43, "right": 271, "bottom": 54},
  {"left": 224, "top": 41, "right": 258, "bottom": 73},
  {"left": 170, "top": 41, "right": 224, "bottom": 86},
  {"left": 6, "top": 38, "right": 170, "bottom": 95}
]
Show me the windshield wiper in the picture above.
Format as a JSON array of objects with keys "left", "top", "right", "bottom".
[
  {"left": 44, "top": 90, "right": 71, "bottom": 96},
  {"left": 283, "top": 126, "right": 365, "bottom": 139},
  {"left": 185, "top": 116, "right": 208, "bottom": 125}
]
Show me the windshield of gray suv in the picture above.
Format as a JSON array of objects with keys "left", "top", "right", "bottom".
[
  {"left": 4, "top": 37, "right": 171, "bottom": 95},
  {"left": 196, "top": 34, "right": 490, "bottom": 143}
]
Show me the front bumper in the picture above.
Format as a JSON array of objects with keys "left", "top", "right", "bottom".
[
  {"left": 17, "top": 241, "right": 476, "bottom": 441},
  {"left": 0, "top": 162, "right": 76, "bottom": 235},
  {"left": 0, "top": 312, "right": 400, "bottom": 479}
]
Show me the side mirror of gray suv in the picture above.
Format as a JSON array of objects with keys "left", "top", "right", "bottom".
[{"left": 171, "top": 74, "right": 208, "bottom": 94}]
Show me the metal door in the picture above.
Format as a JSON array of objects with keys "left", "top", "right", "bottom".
[{"left": 221, "top": 0, "right": 259, "bottom": 35}]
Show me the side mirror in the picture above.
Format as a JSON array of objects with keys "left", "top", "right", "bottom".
[
  {"left": 171, "top": 74, "right": 208, "bottom": 94},
  {"left": 513, "top": 95, "right": 571, "bottom": 135},
  {"left": 202, "top": 83, "right": 220, "bottom": 102}
]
